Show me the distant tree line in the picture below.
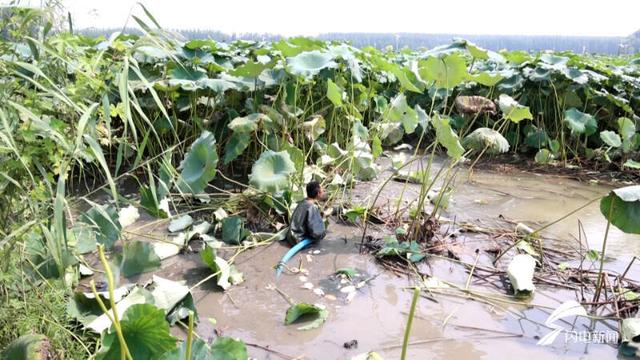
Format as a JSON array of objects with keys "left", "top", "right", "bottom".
[{"left": 78, "top": 27, "right": 638, "bottom": 54}]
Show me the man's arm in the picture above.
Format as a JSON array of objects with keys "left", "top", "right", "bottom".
[{"left": 307, "top": 205, "right": 326, "bottom": 241}]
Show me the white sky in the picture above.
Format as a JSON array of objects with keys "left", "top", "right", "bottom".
[{"left": 8, "top": 0, "right": 640, "bottom": 37}]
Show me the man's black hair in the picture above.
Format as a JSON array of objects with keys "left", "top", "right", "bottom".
[{"left": 306, "top": 181, "right": 321, "bottom": 199}]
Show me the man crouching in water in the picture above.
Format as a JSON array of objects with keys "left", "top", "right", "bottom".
[{"left": 287, "top": 181, "right": 326, "bottom": 246}]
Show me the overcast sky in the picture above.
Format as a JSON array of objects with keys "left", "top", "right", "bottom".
[{"left": 8, "top": 0, "right": 640, "bottom": 37}]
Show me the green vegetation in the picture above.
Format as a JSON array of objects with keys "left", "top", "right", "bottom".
[{"left": 1, "top": 3, "right": 640, "bottom": 359}]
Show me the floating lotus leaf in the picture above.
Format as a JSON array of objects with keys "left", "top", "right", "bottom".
[
  {"left": 119, "top": 241, "right": 161, "bottom": 278},
  {"left": 507, "top": 254, "right": 536, "bottom": 298},
  {"left": 176, "top": 131, "right": 218, "bottom": 195},
  {"left": 600, "top": 185, "right": 640, "bottom": 234},
  {"left": 249, "top": 151, "right": 296, "bottom": 193},
  {"left": 284, "top": 303, "right": 328, "bottom": 330},
  {"left": 211, "top": 337, "right": 248, "bottom": 360},
  {"left": 463, "top": 128, "right": 510, "bottom": 154},
  {"left": 432, "top": 114, "right": 464, "bottom": 160},
  {"left": 287, "top": 50, "right": 337, "bottom": 77},
  {"left": 455, "top": 96, "right": 496, "bottom": 116},
  {"left": 418, "top": 54, "right": 467, "bottom": 89},
  {"left": 563, "top": 108, "right": 597, "bottom": 136},
  {"left": 96, "top": 304, "right": 177, "bottom": 360}
]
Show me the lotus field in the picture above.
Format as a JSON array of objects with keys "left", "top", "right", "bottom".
[{"left": 2, "top": 6, "right": 640, "bottom": 360}]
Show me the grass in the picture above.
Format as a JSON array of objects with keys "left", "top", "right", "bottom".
[{"left": 0, "top": 256, "right": 95, "bottom": 359}]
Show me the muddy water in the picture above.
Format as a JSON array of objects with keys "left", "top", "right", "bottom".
[{"left": 140, "top": 158, "right": 639, "bottom": 359}]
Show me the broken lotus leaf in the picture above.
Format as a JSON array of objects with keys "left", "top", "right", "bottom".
[
  {"left": 211, "top": 337, "right": 249, "bottom": 360},
  {"left": 462, "top": 127, "right": 510, "bottom": 154},
  {"left": 119, "top": 240, "right": 161, "bottom": 277},
  {"left": 284, "top": 303, "right": 328, "bottom": 330},
  {"left": 118, "top": 205, "right": 140, "bottom": 228},
  {"left": 176, "top": 131, "right": 219, "bottom": 195},
  {"left": 600, "top": 185, "right": 640, "bottom": 234},
  {"left": 168, "top": 215, "right": 193, "bottom": 233},
  {"left": 507, "top": 254, "right": 536, "bottom": 298},
  {"left": 79, "top": 204, "right": 122, "bottom": 250},
  {"left": 200, "top": 244, "right": 244, "bottom": 290},
  {"left": 249, "top": 150, "right": 296, "bottom": 193},
  {"left": 221, "top": 216, "right": 245, "bottom": 245}
]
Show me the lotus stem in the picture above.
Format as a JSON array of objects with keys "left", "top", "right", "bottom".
[{"left": 401, "top": 286, "right": 421, "bottom": 360}]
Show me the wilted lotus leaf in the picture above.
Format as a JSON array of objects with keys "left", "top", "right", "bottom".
[
  {"left": 498, "top": 94, "right": 533, "bottom": 123},
  {"left": 455, "top": 96, "right": 497, "bottom": 116},
  {"left": 463, "top": 128, "right": 510, "bottom": 154},
  {"left": 564, "top": 108, "right": 597, "bottom": 136},
  {"left": 249, "top": 150, "right": 296, "bottom": 193},
  {"left": 176, "top": 131, "right": 218, "bottom": 195},
  {"left": 507, "top": 254, "right": 536, "bottom": 298},
  {"left": 287, "top": 50, "right": 337, "bottom": 77},
  {"left": 303, "top": 115, "right": 326, "bottom": 141}
]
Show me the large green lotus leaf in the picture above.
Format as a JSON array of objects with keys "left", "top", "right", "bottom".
[
  {"left": 229, "top": 60, "right": 271, "bottom": 78},
  {"left": 284, "top": 303, "right": 328, "bottom": 330},
  {"left": 326, "top": 79, "right": 344, "bottom": 107},
  {"left": 303, "top": 115, "right": 326, "bottom": 141},
  {"left": 462, "top": 128, "right": 509, "bottom": 154},
  {"left": 385, "top": 94, "right": 419, "bottom": 134},
  {"left": 119, "top": 241, "right": 161, "bottom": 278},
  {"left": 507, "top": 254, "right": 536, "bottom": 298},
  {"left": 287, "top": 50, "right": 337, "bottom": 77},
  {"left": 80, "top": 204, "right": 122, "bottom": 250},
  {"left": 369, "top": 55, "right": 423, "bottom": 93},
  {"left": 618, "top": 117, "right": 636, "bottom": 141},
  {"left": 600, "top": 130, "right": 622, "bottom": 148},
  {"left": 159, "top": 338, "right": 213, "bottom": 360},
  {"left": 274, "top": 37, "right": 325, "bottom": 57},
  {"left": 249, "top": 151, "right": 296, "bottom": 193},
  {"left": 464, "top": 40, "right": 489, "bottom": 59},
  {"left": 524, "top": 128, "right": 549, "bottom": 149},
  {"left": 600, "top": 186, "right": 640, "bottom": 234},
  {"left": 169, "top": 66, "right": 207, "bottom": 81},
  {"left": 176, "top": 131, "right": 218, "bottom": 195},
  {"left": 563, "top": 108, "right": 597, "bottom": 136},
  {"left": 352, "top": 120, "right": 369, "bottom": 141},
  {"left": 498, "top": 94, "right": 532, "bottom": 123},
  {"left": 418, "top": 54, "right": 467, "bottom": 89},
  {"left": 223, "top": 132, "right": 251, "bottom": 165},
  {"left": 539, "top": 53, "right": 569, "bottom": 69},
  {"left": 282, "top": 143, "right": 305, "bottom": 172},
  {"left": 562, "top": 68, "right": 589, "bottom": 85},
  {"left": 96, "top": 304, "right": 177, "bottom": 360},
  {"left": 432, "top": 114, "right": 464, "bottom": 160},
  {"left": 468, "top": 71, "right": 504, "bottom": 87},
  {"left": 0, "top": 334, "right": 50, "bottom": 360},
  {"left": 72, "top": 223, "right": 98, "bottom": 254},
  {"left": 211, "top": 337, "right": 248, "bottom": 360},
  {"left": 198, "top": 78, "right": 239, "bottom": 93},
  {"left": 67, "top": 286, "right": 132, "bottom": 326}
]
